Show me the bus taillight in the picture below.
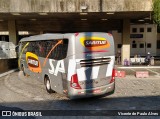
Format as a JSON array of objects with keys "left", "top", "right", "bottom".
[
  {"left": 70, "top": 74, "right": 82, "bottom": 89},
  {"left": 110, "top": 69, "right": 115, "bottom": 83}
]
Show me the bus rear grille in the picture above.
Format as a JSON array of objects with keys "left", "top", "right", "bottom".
[{"left": 80, "top": 58, "right": 111, "bottom": 67}]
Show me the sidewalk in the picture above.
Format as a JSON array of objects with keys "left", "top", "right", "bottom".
[
  {"left": 115, "top": 64, "right": 160, "bottom": 78},
  {"left": 116, "top": 65, "right": 160, "bottom": 69},
  {"left": 0, "top": 69, "right": 18, "bottom": 78},
  {"left": 116, "top": 74, "right": 160, "bottom": 79}
]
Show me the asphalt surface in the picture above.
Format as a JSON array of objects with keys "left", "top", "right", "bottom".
[{"left": 0, "top": 68, "right": 160, "bottom": 119}]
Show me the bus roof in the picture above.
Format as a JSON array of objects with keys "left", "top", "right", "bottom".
[
  {"left": 20, "top": 32, "right": 112, "bottom": 42},
  {"left": 20, "top": 33, "right": 63, "bottom": 42}
]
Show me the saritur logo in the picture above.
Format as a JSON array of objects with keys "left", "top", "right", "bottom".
[
  {"left": 26, "top": 52, "right": 42, "bottom": 73},
  {"left": 28, "top": 57, "right": 39, "bottom": 68},
  {"left": 80, "top": 37, "right": 110, "bottom": 51},
  {"left": 84, "top": 40, "right": 107, "bottom": 47}
]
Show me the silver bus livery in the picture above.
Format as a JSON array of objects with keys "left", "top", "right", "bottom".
[{"left": 18, "top": 32, "right": 115, "bottom": 99}]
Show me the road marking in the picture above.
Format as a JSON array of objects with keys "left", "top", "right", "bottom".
[
  {"left": 146, "top": 68, "right": 160, "bottom": 76},
  {"left": 129, "top": 68, "right": 136, "bottom": 72}
]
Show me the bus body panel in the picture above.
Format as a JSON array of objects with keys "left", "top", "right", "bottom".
[
  {"left": 42, "top": 58, "right": 65, "bottom": 94},
  {"left": 18, "top": 33, "right": 115, "bottom": 99},
  {"left": 74, "top": 32, "right": 115, "bottom": 58},
  {"left": 65, "top": 32, "right": 115, "bottom": 98},
  {"left": 19, "top": 34, "right": 66, "bottom": 94}
]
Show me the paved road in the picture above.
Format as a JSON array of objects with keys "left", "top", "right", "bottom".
[{"left": 0, "top": 71, "right": 160, "bottom": 119}]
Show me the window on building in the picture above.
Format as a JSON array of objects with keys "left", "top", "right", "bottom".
[
  {"left": 117, "top": 44, "right": 122, "bottom": 48},
  {"left": 132, "top": 40, "right": 136, "bottom": 44},
  {"left": 132, "top": 44, "right": 137, "bottom": 48},
  {"left": 132, "top": 28, "right": 137, "bottom": 33},
  {"left": 118, "top": 29, "right": 122, "bottom": 33},
  {"left": 139, "top": 43, "right": 144, "bottom": 48},
  {"left": 140, "top": 28, "right": 144, "bottom": 32},
  {"left": 147, "top": 43, "right": 151, "bottom": 48},
  {"left": 147, "top": 28, "right": 152, "bottom": 32},
  {"left": 1, "top": 36, "right": 5, "bottom": 41},
  {"left": 157, "top": 40, "right": 160, "bottom": 49},
  {"left": 0, "top": 35, "right": 9, "bottom": 42}
]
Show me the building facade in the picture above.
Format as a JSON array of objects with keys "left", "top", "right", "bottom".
[
  {"left": 113, "top": 24, "right": 158, "bottom": 57},
  {"left": 0, "top": 0, "right": 156, "bottom": 66}
]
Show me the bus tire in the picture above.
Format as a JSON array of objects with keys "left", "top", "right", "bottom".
[{"left": 44, "top": 76, "right": 55, "bottom": 94}]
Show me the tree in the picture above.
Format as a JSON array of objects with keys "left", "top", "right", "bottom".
[{"left": 153, "top": 0, "right": 160, "bottom": 27}]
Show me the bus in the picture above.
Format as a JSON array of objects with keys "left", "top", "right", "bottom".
[{"left": 18, "top": 32, "right": 115, "bottom": 99}]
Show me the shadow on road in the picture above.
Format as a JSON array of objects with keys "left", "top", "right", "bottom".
[{"left": 0, "top": 95, "right": 160, "bottom": 117}]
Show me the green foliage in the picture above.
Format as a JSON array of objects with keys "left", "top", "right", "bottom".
[{"left": 153, "top": 0, "right": 160, "bottom": 26}]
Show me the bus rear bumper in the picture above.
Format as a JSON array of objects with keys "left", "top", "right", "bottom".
[{"left": 68, "top": 82, "right": 115, "bottom": 99}]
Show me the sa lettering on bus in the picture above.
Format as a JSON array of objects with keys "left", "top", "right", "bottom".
[{"left": 48, "top": 59, "right": 65, "bottom": 76}]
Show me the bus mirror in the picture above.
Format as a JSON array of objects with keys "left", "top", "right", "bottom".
[{"left": 15, "top": 45, "right": 19, "bottom": 52}]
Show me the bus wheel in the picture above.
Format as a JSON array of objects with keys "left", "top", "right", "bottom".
[
  {"left": 21, "top": 65, "right": 26, "bottom": 76},
  {"left": 45, "top": 76, "right": 55, "bottom": 94}
]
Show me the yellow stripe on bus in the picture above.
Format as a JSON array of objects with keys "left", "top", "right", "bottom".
[{"left": 18, "top": 42, "right": 29, "bottom": 68}]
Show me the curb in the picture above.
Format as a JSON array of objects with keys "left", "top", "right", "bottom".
[
  {"left": 116, "top": 65, "right": 160, "bottom": 69},
  {"left": 0, "top": 69, "right": 18, "bottom": 78},
  {"left": 116, "top": 75, "right": 160, "bottom": 79}
]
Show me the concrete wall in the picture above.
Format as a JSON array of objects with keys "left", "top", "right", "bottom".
[
  {"left": 0, "top": 0, "right": 152, "bottom": 13},
  {"left": 0, "top": 59, "right": 18, "bottom": 73},
  {"left": 102, "top": 0, "right": 152, "bottom": 11},
  {"left": 112, "top": 30, "right": 122, "bottom": 54},
  {"left": 0, "top": 22, "right": 8, "bottom": 31},
  {"left": 0, "top": 59, "right": 8, "bottom": 73}
]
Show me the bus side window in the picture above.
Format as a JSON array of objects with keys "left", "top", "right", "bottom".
[
  {"left": 50, "top": 39, "right": 68, "bottom": 60},
  {"left": 27, "top": 41, "right": 37, "bottom": 54},
  {"left": 27, "top": 42, "right": 31, "bottom": 53},
  {"left": 32, "top": 42, "right": 37, "bottom": 53},
  {"left": 49, "top": 40, "right": 57, "bottom": 59},
  {"left": 37, "top": 41, "right": 45, "bottom": 57},
  {"left": 62, "top": 39, "right": 68, "bottom": 58}
]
